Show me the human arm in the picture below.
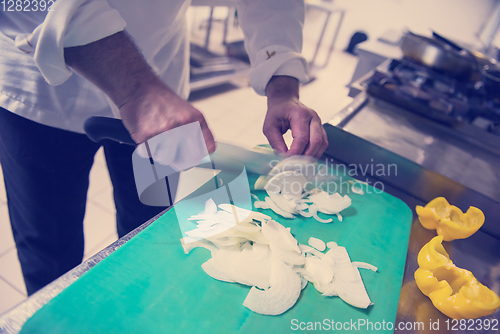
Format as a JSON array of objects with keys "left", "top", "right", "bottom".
[
  {"left": 11, "top": 0, "right": 215, "bottom": 153},
  {"left": 236, "top": 0, "right": 328, "bottom": 157},
  {"left": 64, "top": 31, "right": 215, "bottom": 152}
]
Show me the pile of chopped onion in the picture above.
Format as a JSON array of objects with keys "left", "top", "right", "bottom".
[
  {"left": 253, "top": 170, "right": 352, "bottom": 223},
  {"left": 182, "top": 199, "right": 376, "bottom": 315}
]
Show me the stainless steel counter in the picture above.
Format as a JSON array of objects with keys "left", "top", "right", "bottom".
[{"left": 324, "top": 94, "right": 500, "bottom": 333}]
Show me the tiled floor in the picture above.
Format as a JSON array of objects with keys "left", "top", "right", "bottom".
[{"left": 0, "top": 40, "right": 358, "bottom": 318}]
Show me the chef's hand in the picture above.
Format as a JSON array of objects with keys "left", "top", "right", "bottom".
[
  {"left": 264, "top": 76, "right": 328, "bottom": 158},
  {"left": 64, "top": 31, "right": 216, "bottom": 153},
  {"left": 118, "top": 79, "right": 215, "bottom": 154}
]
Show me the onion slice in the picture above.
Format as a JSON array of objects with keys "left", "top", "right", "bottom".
[
  {"left": 201, "top": 258, "right": 235, "bottom": 283},
  {"left": 184, "top": 201, "right": 376, "bottom": 315},
  {"left": 308, "top": 237, "right": 326, "bottom": 251},
  {"left": 352, "top": 262, "right": 378, "bottom": 272},
  {"left": 310, "top": 204, "right": 333, "bottom": 224},
  {"left": 299, "top": 244, "right": 324, "bottom": 259},
  {"left": 351, "top": 184, "right": 365, "bottom": 195},
  {"left": 243, "top": 258, "right": 301, "bottom": 315},
  {"left": 263, "top": 196, "right": 295, "bottom": 218},
  {"left": 204, "top": 198, "right": 218, "bottom": 215},
  {"left": 327, "top": 246, "right": 373, "bottom": 308}
]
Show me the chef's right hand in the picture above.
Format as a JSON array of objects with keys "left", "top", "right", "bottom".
[
  {"left": 64, "top": 31, "right": 215, "bottom": 156},
  {"left": 118, "top": 79, "right": 216, "bottom": 155}
]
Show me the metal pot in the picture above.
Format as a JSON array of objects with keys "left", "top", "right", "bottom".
[
  {"left": 481, "top": 65, "right": 500, "bottom": 97},
  {"left": 400, "top": 32, "right": 476, "bottom": 79}
]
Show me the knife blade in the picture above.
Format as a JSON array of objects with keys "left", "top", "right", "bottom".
[{"left": 83, "top": 116, "right": 282, "bottom": 176}]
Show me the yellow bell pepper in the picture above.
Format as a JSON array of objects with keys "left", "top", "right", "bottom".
[
  {"left": 416, "top": 197, "right": 485, "bottom": 241},
  {"left": 415, "top": 236, "right": 500, "bottom": 319}
]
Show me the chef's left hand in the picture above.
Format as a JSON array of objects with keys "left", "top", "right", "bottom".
[{"left": 264, "top": 76, "right": 328, "bottom": 158}]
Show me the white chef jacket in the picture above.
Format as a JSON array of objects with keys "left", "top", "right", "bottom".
[{"left": 0, "top": 0, "right": 308, "bottom": 133}]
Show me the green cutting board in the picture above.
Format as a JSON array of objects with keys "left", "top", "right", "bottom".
[{"left": 21, "top": 172, "right": 412, "bottom": 334}]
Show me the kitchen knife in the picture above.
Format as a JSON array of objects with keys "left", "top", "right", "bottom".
[
  {"left": 84, "top": 116, "right": 282, "bottom": 175},
  {"left": 83, "top": 116, "right": 285, "bottom": 208}
]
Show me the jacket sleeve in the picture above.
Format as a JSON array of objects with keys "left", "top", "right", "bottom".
[
  {"left": 14, "top": 0, "right": 126, "bottom": 86},
  {"left": 235, "top": 0, "right": 309, "bottom": 95}
]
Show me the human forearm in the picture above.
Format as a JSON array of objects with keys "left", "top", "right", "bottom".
[
  {"left": 64, "top": 31, "right": 215, "bottom": 152},
  {"left": 64, "top": 31, "right": 164, "bottom": 108}
]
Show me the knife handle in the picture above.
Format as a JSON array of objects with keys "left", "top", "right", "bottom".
[{"left": 84, "top": 116, "right": 136, "bottom": 146}]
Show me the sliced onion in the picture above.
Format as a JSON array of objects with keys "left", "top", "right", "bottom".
[
  {"left": 328, "top": 246, "right": 373, "bottom": 308},
  {"left": 262, "top": 220, "right": 301, "bottom": 253},
  {"left": 204, "top": 198, "right": 218, "bottom": 215},
  {"left": 186, "top": 224, "right": 232, "bottom": 239},
  {"left": 234, "top": 222, "right": 261, "bottom": 234},
  {"left": 298, "top": 209, "right": 313, "bottom": 218},
  {"left": 207, "top": 236, "right": 242, "bottom": 248},
  {"left": 263, "top": 196, "right": 295, "bottom": 218},
  {"left": 305, "top": 256, "right": 334, "bottom": 285},
  {"left": 299, "top": 244, "right": 324, "bottom": 259},
  {"left": 320, "top": 282, "right": 338, "bottom": 297},
  {"left": 253, "top": 199, "right": 270, "bottom": 210},
  {"left": 180, "top": 238, "right": 216, "bottom": 254},
  {"left": 218, "top": 203, "right": 271, "bottom": 223},
  {"left": 295, "top": 267, "right": 317, "bottom": 284},
  {"left": 202, "top": 258, "right": 235, "bottom": 283},
  {"left": 251, "top": 242, "right": 270, "bottom": 259},
  {"left": 211, "top": 247, "right": 272, "bottom": 288},
  {"left": 255, "top": 164, "right": 353, "bottom": 223},
  {"left": 295, "top": 202, "right": 309, "bottom": 211},
  {"left": 188, "top": 211, "right": 237, "bottom": 225},
  {"left": 352, "top": 262, "right": 378, "bottom": 272},
  {"left": 310, "top": 204, "right": 333, "bottom": 224},
  {"left": 308, "top": 237, "right": 326, "bottom": 251},
  {"left": 254, "top": 176, "right": 269, "bottom": 190},
  {"left": 265, "top": 171, "right": 308, "bottom": 199},
  {"left": 300, "top": 276, "right": 308, "bottom": 290},
  {"left": 243, "top": 258, "right": 301, "bottom": 315},
  {"left": 269, "top": 244, "right": 305, "bottom": 265},
  {"left": 267, "top": 190, "right": 298, "bottom": 214},
  {"left": 307, "top": 191, "right": 352, "bottom": 214},
  {"left": 326, "top": 241, "right": 338, "bottom": 249},
  {"left": 351, "top": 183, "right": 365, "bottom": 195},
  {"left": 185, "top": 199, "right": 376, "bottom": 315}
]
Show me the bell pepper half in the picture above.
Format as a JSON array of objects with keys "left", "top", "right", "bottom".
[
  {"left": 415, "top": 236, "right": 500, "bottom": 319},
  {"left": 416, "top": 197, "right": 484, "bottom": 241}
]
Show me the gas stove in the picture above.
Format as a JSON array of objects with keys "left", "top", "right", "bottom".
[
  {"left": 362, "top": 59, "right": 500, "bottom": 149},
  {"left": 329, "top": 55, "right": 500, "bottom": 205}
]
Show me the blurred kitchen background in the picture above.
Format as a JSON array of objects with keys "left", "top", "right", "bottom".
[{"left": 2, "top": 0, "right": 500, "bottom": 315}]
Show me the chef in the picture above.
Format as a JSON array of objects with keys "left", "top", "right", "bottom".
[{"left": 0, "top": 0, "right": 328, "bottom": 295}]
